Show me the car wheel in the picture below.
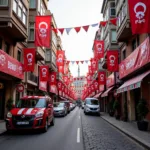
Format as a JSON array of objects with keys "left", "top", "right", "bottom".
[
  {"left": 43, "top": 119, "right": 48, "bottom": 132},
  {"left": 84, "top": 111, "right": 87, "bottom": 115},
  {"left": 50, "top": 117, "right": 55, "bottom": 126}
]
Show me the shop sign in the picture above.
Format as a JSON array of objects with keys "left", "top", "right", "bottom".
[
  {"left": 106, "top": 73, "right": 115, "bottom": 89},
  {"left": 119, "top": 37, "right": 150, "bottom": 79},
  {"left": 0, "top": 50, "right": 24, "bottom": 79},
  {"left": 16, "top": 84, "right": 24, "bottom": 92}
]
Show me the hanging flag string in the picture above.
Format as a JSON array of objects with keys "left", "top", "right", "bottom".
[{"left": 52, "top": 18, "right": 118, "bottom": 34}]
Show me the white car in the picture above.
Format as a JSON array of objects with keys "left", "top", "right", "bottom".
[{"left": 84, "top": 98, "right": 100, "bottom": 116}]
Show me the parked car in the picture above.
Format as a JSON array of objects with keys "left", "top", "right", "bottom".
[
  {"left": 84, "top": 98, "right": 100, "bottom": 115},
  {"left": 54, "top": 102, "right": 67, "bottom": 117},
  {"left": 6, "top": 96, "right": 55, "bottom": 132}
]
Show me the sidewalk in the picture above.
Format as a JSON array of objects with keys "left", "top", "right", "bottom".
[
  {"left": 0, "top": 120, "right": 6, "bottom": 135},
  {"left": 101, "top": 112, "right": 150, "bottom": 150}
]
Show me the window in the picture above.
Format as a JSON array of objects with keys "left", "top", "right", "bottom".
[
  {"left": 0, "top": 0, "right": 8, "bottom": 6},
  {"left": 52, "top": 51, "right": 56, "bottom": 65},
  {"left": 29, "top": 0, "right": 36, "bottom": 8},
  {"left": 17, "top": 50, "right": 21, "bottom": 62},
  {"left": 4, "top": 42, "right": 9, "bottom": 54},
  {"left": 110, "top": 2, "right": 116, "bottom": 17},
  {"left": 111, "top": 30, "right": 117, "bottom": 42},
  {"left": 29, "top": 23, "right": 35, "bottom": 41},
  {"left": 45, "top": 50, "right": 50, "bottom": 62},
  {"left": 52, "top": 30, "right": 57, "bottom": 46},
  {"left": 38, "top": 0, "right": 45, "bottom": 15},
  {"left": 132, "top": 39, "right": 136, "bottom": 51},
  {"left": 13, "top": 0, "right": 27, "bottom": 25},
  {"left": 123, "top": 50, "right": 126, "bottom": 60}
]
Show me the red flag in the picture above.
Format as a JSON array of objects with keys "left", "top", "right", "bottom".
[
  {"left": 24, "top": 48, "right": 35, "bottom": 72},
  {"left": 91, "top": 58, "right": 98, "bottom": 71},
  {"left": 58, "top": 28, "right": 64, "bottom": 35},
  {"left": 57, "top": 50, "right": 65, "bottom": 66},
  {"left": 80, "top": 61, "right": 84, "bottom": 64},
  {"left": 94, "top": 80, "right": 99, "bottom": 90},
  {"left": 82, "top": 25, "right": 89, "bottom": 32},
  {"left": 57, "top": 81, "right": 62, "bottom": 90},
  {"left": 35, "top": 16, "right": 51, "bottom": 47},
  {"left": 76, "top": 61, "right": 79, "bottom": 64},
  {"left": 64, "top": 63, "right": 69, "bottom": 74},
  {"left": 63, "top": 76, "right": 68, "bottom": 84},
  {"left": 74, "top": 27, "right": 81, "bottom": 33},
  {"left": 49, "top": 72, "right": 57, "bottom": 85},
  {"left": 40, "top": 66, "right": 49, "bottom": 81},
  {"left": 107, "top": 50, "right": 119, "bottom": 72},
  {"left": 128, "top": 0, "right": 150, "bottom": 34},
  {"left": 58, "top": 66, "right": 64, "bottom": 73},
  {"left": 110, "top": 18, "right": 118, "bottom": 26},
  {"left": 98, "top": 71, "right": 106, "bottom": 85},
  {"left": 94, "top": 40, "right": 104, "bottom": 59},
  {"left": 100, "top": 21, "right": 108, "bottom": 27},
  {"left": 88, "top": 66, "right": 93, "bottom": 75},
  {"left": 52, "top": 28, "right": 58, "bottom": 34}
]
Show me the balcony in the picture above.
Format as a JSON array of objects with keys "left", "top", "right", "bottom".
[
  {"left": 116, "top": 1, "right": 132, "bottom": 42},
  {"left": 36, "top": 47, "right": 45, "bottom": 61},
  {"left": 0, "top": 1, "right": 28, "bottom": 42},
  {"left": 27, "top": 72, "right": 38, "bottom": 86}
]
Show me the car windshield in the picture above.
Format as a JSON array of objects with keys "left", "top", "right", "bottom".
[
  {"left": 54, "top": 103, "right": 64, "bottom": 107},
  {"left": 16, "top": 99, "right": 46, "bottom": 108},
  {"left": 86, "top": 99, "right": 99, "bottom": 105}
]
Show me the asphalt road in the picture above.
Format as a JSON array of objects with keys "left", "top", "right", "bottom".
[
  {"left": 0, "top": 107, "right": 83, "bottom": 150},
  {"left": 0, "top": 108, "right": 146, "bottom": 150}
]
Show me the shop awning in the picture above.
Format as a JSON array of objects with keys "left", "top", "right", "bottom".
[
  {"left": 117, "top": 70, "right": 150, "bottom": 94},
  {"left": 94, "top": 92, "right": 102, "bottom": 98},
  {"left": 101, "top": 86, "right": 114, "bottom": 97}
]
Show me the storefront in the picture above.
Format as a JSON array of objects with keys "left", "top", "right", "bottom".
[{"left": 0, "top": 50, "right": 24, "bottom": 119}]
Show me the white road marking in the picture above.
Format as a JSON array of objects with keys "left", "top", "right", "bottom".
[
  {"left": 79, "top": 116, "right": 80, "bottom": 119},
  {"left": 77, "top": 128, "right": 80, "bottom": 143}
]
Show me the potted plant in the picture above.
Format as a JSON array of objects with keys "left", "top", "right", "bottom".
[
  {"left": 122, "top": 100, "right": 128, "bottom": 122},
  {"left": 6, "top": 97, "right": 14, "bottom": 111},
  {"left": 136, "top": 98, "right": 149, "bottom": 131},
  {"left": 113, "top": 100, "right": 120, "bottom": 120},
  {"left": 108, "top": 100, "right": 114, "bottom": 117}
]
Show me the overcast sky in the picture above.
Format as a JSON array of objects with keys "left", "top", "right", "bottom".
[{"left": 48, "top": 0, "right": 103, "bottom": 77}]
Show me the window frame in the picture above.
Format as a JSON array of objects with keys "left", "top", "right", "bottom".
[
  {"left": 0, "top": 0, "right": 8, "bottom": 6},
  {"left": 28, "top": 22, "right": 35, "bottom": 41},
  {"left": 111, "top": 30, "right": 117, "bottom": 43},
  {"left": 17, "top": 49, "right": 22, "bottom": 62}
]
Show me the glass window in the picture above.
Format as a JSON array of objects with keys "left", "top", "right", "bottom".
[
  {"left": 13, "top": 0, "right": 17, "bottom": 12},
  {"left": 111, "top": 30, "right": 117, "bottom": 42},
  {"left": 0, "top": 0, "right": 8, "bottom": 6},
  {"left": 17, "top": 50, "right": 21, "bottom": 62},
  {"left": 29, "top": 23, "right": 35, "bottom": 41},
  {"left": 13, "top": 0, "right": 27, "bottom": 25},
  {"left": 29, "top": 0, "right": 36, "bottom": 8}
]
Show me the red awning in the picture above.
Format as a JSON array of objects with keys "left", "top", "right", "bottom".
[
  {"left": 117, "top": 70, "right": 150, "bottom": 94},
  {"left": 101, "top": 86, "right": 114, "bottom": 97},
  {"left": 94, "top": 92, "right": 102, "bottom": 98}
]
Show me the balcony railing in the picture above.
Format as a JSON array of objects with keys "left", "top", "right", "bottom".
[{"left": 28, "top": 72, "right": 38, "bottom": 84}]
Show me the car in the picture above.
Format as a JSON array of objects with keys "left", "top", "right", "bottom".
[
  {"left": 54, "top": 102, "right": 67, "bottom": 117},
  {"left": 84, "top": 98, "right": 100, "bottom": 116},
  {"left": 6, "top": 96, "right": 55, "bottom": 132}
]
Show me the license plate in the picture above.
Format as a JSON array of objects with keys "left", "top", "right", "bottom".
[{"left": 16, "top": 122, "right": 29, "bottom": 125}]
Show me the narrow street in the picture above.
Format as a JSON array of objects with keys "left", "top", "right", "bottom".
[{"left": 0, "top": 108, "right": 146, "bottom": 150}]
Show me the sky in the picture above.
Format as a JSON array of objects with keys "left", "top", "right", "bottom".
[{"left": 48, "top": 0, "right": 103, "bottom": 77}]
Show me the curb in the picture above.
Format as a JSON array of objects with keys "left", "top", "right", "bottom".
[{"left": 101, "top": 116, "right": 150, "bottom": 150}]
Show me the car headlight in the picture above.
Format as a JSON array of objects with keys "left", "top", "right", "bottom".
[
  {"left": 35, "top": 111, "right": 44, "bottom": 118},
  {"left": 7, "top": 112, "right": 12, "bottom": 118}
]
